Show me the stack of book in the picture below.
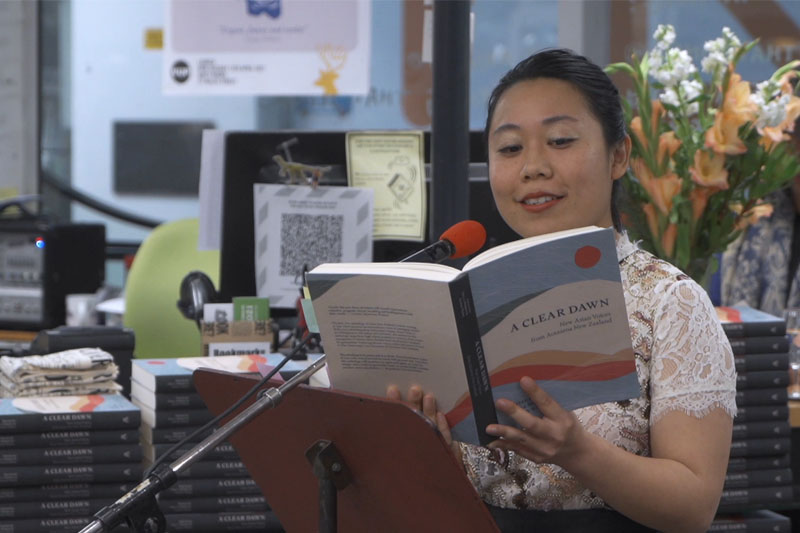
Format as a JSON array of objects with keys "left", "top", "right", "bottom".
[
  {"left": 709, "top": 509, "right": 790, "bottom": 532},
  {"left": 715, "top": 305, "right": 794, "bottom": 514},
  {"left": 0, "top": 394, "right": 142, "bottom": 533},
  {"left": 131, "top": 355, "right": 284, "bottom": 532}
]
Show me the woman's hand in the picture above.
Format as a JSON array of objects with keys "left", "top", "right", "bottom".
[
  {"left": 485, "top": 376, "right": 588, "bottom": 467},
  {"left": 386, "top": 385, "right": 462, "bottom": 467}
]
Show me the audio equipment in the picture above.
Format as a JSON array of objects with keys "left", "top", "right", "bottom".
[{"left": 0, "top": 219, "right": 105, "bottom": 329}]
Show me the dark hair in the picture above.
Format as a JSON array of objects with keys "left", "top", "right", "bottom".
[{"left": 484, "top": 48, "right": 627, "bottom": 231}]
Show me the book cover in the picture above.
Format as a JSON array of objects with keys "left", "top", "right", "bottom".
[
  {"left": 734, "top": 352, "right": 790, "bottom": 373},
  {"left": 735, "top": 387, "right": 788, "bottom": 407},
  {"left": 159, "top": 477, "right": 261, "bottom": 500},
  {"left": 0, "top": 395, "right": 140, "bottom": 434},
  {"left": 716, "top": 305, "right": 786, "bottom": 338},
  {"left": 726, "top": 454, "right": 790, "bottom": 472},
  {"left": 130, "top": 381, "right": 206, "bottom": 410},
  {"left": 717, "top": 485, "right": 794, "bottom": 510},
  {"left": 727, "top": 336, "right": 789, "bottom": 355},
  {"left": 308, "top": 226, "right": 639, "bottom": 445},
  {"left": 731, "top": 420, "right": 791, "bottom": 440},
  {"left": 722, "top": 467, "right": 792, "bottom": 489},
  {"left": 131, "top": 354, "right": 269, "bottom": 393},
  {"left": 729, "top": 437, "right": 792, "bottom": 457},
  {"left": 0, "top": 482, "right": 133, "bottom": 502},
  {"left": 735, "top": 369, "right": 790, "bottom": 389},
  {"left": 0, "top": 462, "right": 142, "bottom": 487},
  {"left": 157, "top": 494, "right": 268, "bottom": 514},
  {"left": 710, "top": 510, "right": 790, "bottom": 533},
  {"left": 0, "top": 443, "right": 141, "bottom": 466},
  {"left": 0, "top": 428, "right": 139, "bottom": 449}
]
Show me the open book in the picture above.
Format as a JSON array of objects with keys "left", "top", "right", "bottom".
[{"left": 307, "top": 225, "right": 639, "bottom": 445}]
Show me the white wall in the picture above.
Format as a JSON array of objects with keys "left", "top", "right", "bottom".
[{"left": 71, "top": 0, "right": 259, "bottom": 242}]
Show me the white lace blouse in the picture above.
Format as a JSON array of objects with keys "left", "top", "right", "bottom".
[{"left": 459, "top": 233, "right": 738, "bottom": 510}]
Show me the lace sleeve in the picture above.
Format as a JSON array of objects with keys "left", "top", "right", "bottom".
[{"left": 649, "top": 278, "right": 737, "bottom": 424}]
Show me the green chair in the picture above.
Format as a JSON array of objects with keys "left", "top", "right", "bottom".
[{"left": 123, "top": 218, "right": 219, "bottom": 358}]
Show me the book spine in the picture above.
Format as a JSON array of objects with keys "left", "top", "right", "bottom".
[
  {"left": 0, "top": 462, "right": 143, "bottom": 487},
  {"left": 156, "top": 495, "right": 268, "bottom": 514},
  {"left": 0, "top": 429, "right": 140, "bottom": 449},
  {"left": 148, "top": 442, "right": 239, "bottom": 463},
  {"left": 142, "top": 426, "right": 205, "bottom": 444},
  {"left": 162, "top": 511, "right": 282, "bottom": 531},
  {"left": 154, "top": 391, "right": 206, "bottom": 409},
  {"left": 728, "top": 438, "right": 791, "bottom": 457},
  {"left": 0, "top": 444, "right": 142, "bottom": 466},
  {"left": 734, "top": 387, "right": 788, "bottom": 406},
  {"left": 0, "top": 497, "right": 114, "bottom": 519},
  {"left": 449, "top": 275, "right": 497, "bottom": 447},
  {"left": 178, "top": 460, "right": 252, "bottom": 479},
  {"left": 0, "top": 482, "right": 133, "bottom": 502},
  {"left": 735, "top": 370, "right": 789, "bottom": 389},
  {"left": 731, "top": 420, "right": 791, "bottom": 440},
  {"left": 709, "top": 513, "right": 791, "bottom": 533},
  {"left": 722, "top": 468, "right": 793, "bottom": 489},
  {"left": 726, "top": 454, "right": 791, "bottom": 472},
  {"left": 0, "top": 516, "right": 105, "bottom": 533},
  {"left": 154, "top": 409, "right": 214, "bottom": 428},
  {"left": 159, "top": 477, "right": 261, "bottom": 500},
  {"left": 733, "top": 352, "right": 789, "bottom": 372},
  {"left": 733, "top": 405, "right": 789, "bottom": 423},
  {"left": 717, "top": 485, "right": 794, "bottom": 510},
  {"left": 0, "top": 410, "right": 141, "bottom": 434},
  {"left": 153, "top": 375, "right": 196, "bottom": 393},
  {"left": 722, "top": 321, "right": 786, "bottom": 338},
  {"left": 727, "top": 336, "right": 789, "bottom": 355}
]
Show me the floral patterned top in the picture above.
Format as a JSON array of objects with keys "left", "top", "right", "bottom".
[
  {"left": 720, "top": 188, "right": 798, "bottom": 317},
  {"left": 458, "top": 232, "right": 738, "bottom": 510}
]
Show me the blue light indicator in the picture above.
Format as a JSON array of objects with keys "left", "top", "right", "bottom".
[{"left": 35, "top": 237, "right": 45, "bottom": 249}]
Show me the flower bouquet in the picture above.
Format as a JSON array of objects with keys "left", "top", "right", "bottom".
[{"left": 605, "top": 25, "right": 800, "bottom": 284}]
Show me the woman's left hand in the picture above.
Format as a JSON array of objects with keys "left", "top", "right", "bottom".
[{"left": 485, "top": 376, "right": 588, "bottom": 466}]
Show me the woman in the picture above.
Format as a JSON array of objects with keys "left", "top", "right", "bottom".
[{"left": 389, "top": 49, "right": 737, "bottom": 533}]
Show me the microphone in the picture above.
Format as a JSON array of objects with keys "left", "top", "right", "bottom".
[{"left": 400, "top": 220, "right": 486, "bottom": 263}]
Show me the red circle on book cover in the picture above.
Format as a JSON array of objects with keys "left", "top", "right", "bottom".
[{"left": 574, "top": 246, "right": 602, "bottom": 268}]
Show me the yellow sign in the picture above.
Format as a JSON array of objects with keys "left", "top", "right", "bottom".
[{"left": 144, "top": 28, "right": 163, "bottom": 50}]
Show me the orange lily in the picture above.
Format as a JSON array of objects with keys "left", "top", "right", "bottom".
[
  {"left": 657, "top": 131, "right": 682, "bottom": 168},
  {"left": 723, "top": 70, "right": 758, "bottom": 125},
  {"left": 641, "top": 203, "right": 660, "bottom": 241},
  {"left": 661, "top": 223, "right": 678, "bottom": 257},
  {"left": 705, "top": 111, "right": 747, "bottom": 155},
  {"left": 734, "top": 203, "right": 774, "bottom": 230},
  {"left": 631, "top": 159, "right": 682, "bottom": 215},
  {"left": 690, "top": 149, "right": 729, "bottom": 189}
]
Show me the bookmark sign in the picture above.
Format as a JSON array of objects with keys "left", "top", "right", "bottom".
[
  {"left": 253, "top": 184, "right": 373, "bottom": 308},
  {"left": 163, "top": 0, "right": 371, "bottom": 95}
]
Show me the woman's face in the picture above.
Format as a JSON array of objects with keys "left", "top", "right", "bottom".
[{"left": 487, "top": 78, "right": 630, "bottom": 238}]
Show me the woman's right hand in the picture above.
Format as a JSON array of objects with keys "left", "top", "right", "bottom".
[{"left": 386, "top": 385, "right": 463, "bottom": 467}]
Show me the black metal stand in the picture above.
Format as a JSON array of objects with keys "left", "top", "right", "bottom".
[
  {"left": 77, "top": 357, "right": 328, "bottom": 533},
  {"left": 305, "top": 440, "right": 352, "bottom": 533}
]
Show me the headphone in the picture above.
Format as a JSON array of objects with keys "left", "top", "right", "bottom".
[{"left": 177, "top": 271, "right": 219, "bottom": 326}]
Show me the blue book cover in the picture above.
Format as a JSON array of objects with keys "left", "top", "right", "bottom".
[
  {"left": 0, "top": 394, "right": 140, "bottom": 434},
  {"left": 716, "top": 305, "right": 786, "bottom": 337},
  {"left": 130, "top": 354, "right": 281, "bottom": 393}
]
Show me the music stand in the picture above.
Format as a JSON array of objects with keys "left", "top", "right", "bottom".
[{"left": 193, "top": 368, "right": 500, "bottom": 532}]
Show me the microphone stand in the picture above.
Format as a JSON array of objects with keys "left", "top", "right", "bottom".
[{"left": 78, "top": 356, "right": 328, "bottom": 533}]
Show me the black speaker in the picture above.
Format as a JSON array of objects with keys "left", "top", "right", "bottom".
[{"left": 0, "top": 219, "right": 106, "bottom": 330}]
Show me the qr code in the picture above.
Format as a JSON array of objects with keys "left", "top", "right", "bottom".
[{"left": 279, "top": 213, "right": 344, "bottom": 277}]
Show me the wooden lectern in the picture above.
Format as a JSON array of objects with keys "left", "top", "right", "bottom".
[{"left": 194, "top": 368, "right": 500, "bottom": 533}]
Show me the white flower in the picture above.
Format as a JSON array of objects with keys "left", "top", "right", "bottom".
[
  {"left": 751, "top": 79, "right": 790, "bottom": 129},
  {"left": 652, "top": 48, "right": 697, "bottom": 88},
  {"left": 658, "top": 79, "right": 702, "bottom": 116},
  {"left": 701, "top": 27, "right": 742, "bottom": 79},
  {"left": 653, "top": 24, "right": 676, "bottom": 50}
]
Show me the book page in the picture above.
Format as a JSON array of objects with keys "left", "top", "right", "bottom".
[{"left": 308, "top": 274, "right": 468, "bottom": 412}]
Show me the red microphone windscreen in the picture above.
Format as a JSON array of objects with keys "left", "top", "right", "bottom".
[{"left": 440, "top": 220, "right": 487, "bottom": 259}]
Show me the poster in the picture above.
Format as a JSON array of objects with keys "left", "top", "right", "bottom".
[{"left": 164, "top": 0, "right": 371, "bottom": 95}]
